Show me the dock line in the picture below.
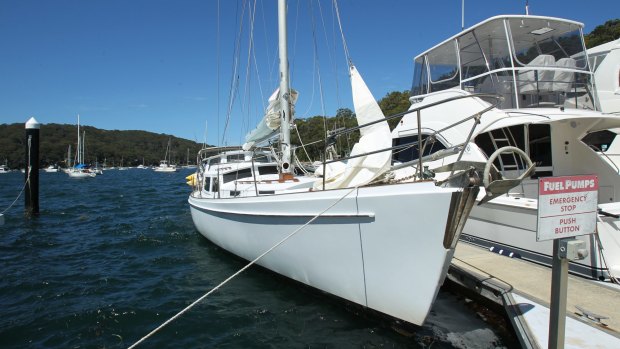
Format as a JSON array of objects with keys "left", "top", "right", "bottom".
[
  {"left": 127, "top": 186, "right": 358, "bottom": 349},
  {"left": 1, "top": 168, "right": 31, "bottom": 217}
]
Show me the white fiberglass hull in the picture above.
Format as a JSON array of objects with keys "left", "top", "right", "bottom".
[
  {"left": 189, "top": 182, "right": 471, "bottom": 325},
  {"left": 463, "top": 195, "right": 620, "bottom": 280},
  {"left": 67, "top": 170, "right": 95, "bottom": 178},
  {"left": 154, "top": 167, "right": 177, "bottom": 172}
]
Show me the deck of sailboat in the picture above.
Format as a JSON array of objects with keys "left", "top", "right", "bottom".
[{"left": 449, "top": 242, "right": 620, "bottom": 345}]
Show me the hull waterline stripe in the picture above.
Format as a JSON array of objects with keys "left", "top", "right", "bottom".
[{"left": 188, "top": 200, "right": 374, "bottom": 219}]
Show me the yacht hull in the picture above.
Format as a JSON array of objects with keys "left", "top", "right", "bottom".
[
  {"left": 154, "top": 167, "right": 177, "bottom": 172},
  {"left": 67, "top": 171, "right": 95, "bottom": 178},
  {"left": 189, "top": 182, "right": 474, "bottom": 325},
  {"left": 463, "top": 196, "right": 620, "bottom": 280}
]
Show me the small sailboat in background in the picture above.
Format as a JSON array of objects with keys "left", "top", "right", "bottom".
[
  {"left": 118, "top": 157, "right": 128, "bottom": 171},
  {"left": 0, "top": 159, "right": 10, "bottom": 174},
  {"left": 154, "top": 138, "right": 177, "bottom": 172},
  {"left": 182, "top": 148, "right": 196, "bottom": 169},
  {"left": 137, "top": 157, "right": 148, "bottom": 169},
  {"left": 67, "top": 115, "right": 96, "bottom": 178},
  {"left": 91, "top": 158, "right": 103, "bottom": 175},
  {"left": 43, "top": 164, "right": 60, "bottom": 173}
]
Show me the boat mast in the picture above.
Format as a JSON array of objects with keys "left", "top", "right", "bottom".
[
  {"left": 82, "top": 131, "right": 86, "bottom": 164},
  {"left": 77, "top": 114, "right": 81, "bottom": 165},
  {"left": 278, "top": 0, "right": 293, "bottom": 179}
]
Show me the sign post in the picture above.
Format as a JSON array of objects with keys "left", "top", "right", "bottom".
[{"left": 537, "top": 175, "right": 598, "bottom": 349}]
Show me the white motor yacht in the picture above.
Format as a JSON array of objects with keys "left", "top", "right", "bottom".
[{"left": 392, "top": 15, "right": 620, "bottom": 281}]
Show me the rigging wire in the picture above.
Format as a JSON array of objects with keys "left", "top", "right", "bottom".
[
  {"left": 322, "top": 0, "right": 352, "bottom": 153},
  {"left": 241, "top": 0, "right": 258, "bottom": 143},
  {"left": 332, "top": 0, "right": 352, "bottom": 66},
  {"left": 127, "top": 186, "right": 358, "bottom": 349},
  {"left": 222, "top": 0, "right": 248, "bottom": 145},
  {"left": 308, "top": 0, "right": 329, "bottom": 164},
  {"left": 216, "top": 0, "right": 221, "bottom": 147},
  {"left": 294, "top": 124, "right": 313, "bottom": 162},
  {"left": 325, "top": 1, "right": 351, "bottom": 152}
]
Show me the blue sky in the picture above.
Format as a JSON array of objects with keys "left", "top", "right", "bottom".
[{"left": 1, "top": 0, "right": 618, "bottom": 145}]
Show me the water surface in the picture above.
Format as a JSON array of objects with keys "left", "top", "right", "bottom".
[{"left": 0, "top": 170, "right": 512, "bottom": 348}]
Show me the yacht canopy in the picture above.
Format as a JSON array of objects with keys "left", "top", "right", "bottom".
[{"left": 410, "top": 15, "right": 597, "bottom": 111}]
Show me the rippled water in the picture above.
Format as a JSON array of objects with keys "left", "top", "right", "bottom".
[{"left": 0, "top": 170, "right": 514, "bottom": 348}]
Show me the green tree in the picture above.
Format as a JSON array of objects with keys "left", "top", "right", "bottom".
[
  {"left": 585, "top": 19, "right": 620, "bottom": 48},
  {"left": 0, "top": 123, "right": 205, "bottom": 169},
  {"left": 378, "top": 90, "right": 411, "bottom": 130}
]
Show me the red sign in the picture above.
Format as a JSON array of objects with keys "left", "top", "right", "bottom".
[{"left": 537, "top": 175, "right": 598, "bottom": 241}]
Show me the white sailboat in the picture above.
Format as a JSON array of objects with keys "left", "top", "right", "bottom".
[
  {"left": 0, "top": 159, "right": 10, "bottom": 174},
  {"left": 43, "top": 165, "right": 59, "bottom": 173},
  {"left": 392, "top": 15, "right": 620, "bottom": 281},
  {"left": 188, "top": 1, "right": 522, "bottom": 326},
  {"left": 154, "top": 139, "right": 177, "bottom": 172},
  {"left": 67, "top": 115, "right": 96, "bottom": 178},
  {"left": 118, "top": 157, "right": 128, "bottom": 171},
  {"left": 182, "top": 148, "right": 196, "bottom": 169}
]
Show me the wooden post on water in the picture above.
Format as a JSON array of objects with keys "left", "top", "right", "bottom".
[{"left": 25, "top": 117, "right": 40, "bottom": 217}]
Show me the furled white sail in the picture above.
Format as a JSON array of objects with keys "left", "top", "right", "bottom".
[
  {"left": 242, "top": 88, "right": 298, "bottom": 150},
  {"left": 315, "top": 65, "right": 392, "bottom": 189}
]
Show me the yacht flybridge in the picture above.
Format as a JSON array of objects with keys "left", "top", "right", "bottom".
[
  {"left": 188, "top": 1, "right": 530, "bottom": 326},
  {"left": 392, "top": 15, "right": 620, "bottom": 281}
]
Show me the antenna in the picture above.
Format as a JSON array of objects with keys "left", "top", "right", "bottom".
[
  {"left": 461, "top": 0, "right": 465, "bottom": 30},
  {"left": 525, "top": 0, "right": 529, "bottom": 15}
]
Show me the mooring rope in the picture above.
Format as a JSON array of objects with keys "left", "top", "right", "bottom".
[
  {"left": 128, "top": 186, "right": 358, "bottom": 348},
  {"left": 1, "top": 140, "right": 32, "bottom": 216},
  {"left": 0, "top": 170, "right": 30, "bottom": 215}
]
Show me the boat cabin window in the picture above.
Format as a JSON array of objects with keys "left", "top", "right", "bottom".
[
  {"left": 392, "top": 134, "right": 447, "bottom": 163},
  {"left": 459, "top": 32, "right": 489, "bottom": 81},
  {"left": 204, "top": 177, "right": 212, "bottom": 191},
  {"left": 588, "top": 53, "right": 608, "bottom": 72},
  {"left": 258, "top": 165, "right": 279, "bottom": 175},
  {"left": 411, "top": 57, "right": 429, "bottom": 96},
  {"left": 427, "top": 41, "right": 460, "bottom": 92},
  {"left": 223, "top": 168, "right": 253, "bottom": 183},
  {"left": 207, "top": 157, "right": 221, "bottom": 166},
  {"left": 226, "top": 154, "right": 246, "bottom": 163},
  {"left": 582, "top": 130, "right": 616, "bottom": 152},
  {"left": 508, "top": 18, "right": 587, "bottom": 69},
  {"left": 253, "top": 153, "right": 273, "bottom": 163},
  {"left": 475, "top": 124, "right": 552, "bottom": 178}
]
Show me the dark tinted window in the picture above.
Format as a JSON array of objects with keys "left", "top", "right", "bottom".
[
  {"left": 582, "top": 130, "right": 616, "bottom": 152},
  {"left": 392, "top": 134, "right": 447, "bottom": 163},
  {"left": 223, "top": 168, "right": 253, "bottom": 183},
  {"left": 258, "top": 165, "right": 279, "bottom": 175}
]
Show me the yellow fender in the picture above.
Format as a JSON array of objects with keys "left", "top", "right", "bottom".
[{"left": 186, "top": 173, "right": 197, "bottom": 186}]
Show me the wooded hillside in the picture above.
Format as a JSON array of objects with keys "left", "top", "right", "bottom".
[
  {"left": 1, "top": 90, "right": 413, "bottom": 169},
  {"left": 0, "top": 124, "right": 204, "bottom": 168}
]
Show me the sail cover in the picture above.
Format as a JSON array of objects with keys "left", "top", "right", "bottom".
[
  {"left": 315, "top": 65, "right": 392, "bottom": 189},
  {"left": 242, "top": 88, "right": 298, "bottom": 150}
]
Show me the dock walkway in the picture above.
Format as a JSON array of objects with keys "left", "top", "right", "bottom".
[{"left": 448, "top": 242, "right": 620, "bottom": 348}]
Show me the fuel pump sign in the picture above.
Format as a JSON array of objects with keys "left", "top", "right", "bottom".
[{"left": 537, "top": 175, "right": 598, "bottom": 241}]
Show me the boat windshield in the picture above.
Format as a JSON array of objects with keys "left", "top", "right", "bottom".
[{"left": 411, "top": 16, "right": 597, "bottom": 111}]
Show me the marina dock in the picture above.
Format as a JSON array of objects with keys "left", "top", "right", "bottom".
[{"left": 448, "top": 242, "right": 620, "bottom": 348}]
